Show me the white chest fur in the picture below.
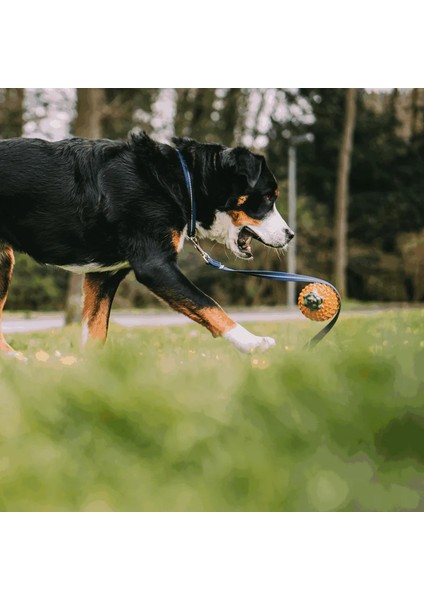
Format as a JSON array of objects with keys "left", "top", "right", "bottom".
[
  {"left": 54, "top": 261, "right": 130, "bottom": 274},
  {"left": 196, "top": 212, "right": 235, "bottom": 246}
]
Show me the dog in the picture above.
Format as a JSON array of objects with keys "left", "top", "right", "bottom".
[{"left": 0, "top": 132, "right": 294, "bottom": 355}]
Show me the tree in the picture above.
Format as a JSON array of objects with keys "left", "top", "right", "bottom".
[
  {"left": 334, "top": 89, "right": 357, "bottom": 297},
  {"left": 64, "top": 89, "right": 106, "bottom": 325},
  {"left": 0, "top": 88, "right": 24, "bottom": 138}
]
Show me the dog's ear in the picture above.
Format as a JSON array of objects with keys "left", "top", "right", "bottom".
[{"left": 222, "top": 147, "right": 263, "bottom": 188}]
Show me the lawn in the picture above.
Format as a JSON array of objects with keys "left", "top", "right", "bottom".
[{"left": 0, "top": 308, "right": 423, "bottom": 511}]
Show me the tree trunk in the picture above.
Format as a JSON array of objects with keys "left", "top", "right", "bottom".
[
  {"left": 64, "top": 89, "right": 105, "bottom": 325},
  {"left": 73, "top": 88, "right": 105, "bottom": 138},
  {"left": 334, "top": 88, "right": 357, "bottom": 297},
  {"left": 0, "top": 88, "right": 24, "bottom": 138},
  {"left": 411, "top": 88, "right": 419, "bottom": 138}
]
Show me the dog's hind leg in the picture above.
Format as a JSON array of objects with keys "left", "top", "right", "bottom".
[
  {"left": 0, "top": 244, "right": 15, "bottom": 353},
  {"left": 81, "top": 269, "right": 130, "bottom": 347}
]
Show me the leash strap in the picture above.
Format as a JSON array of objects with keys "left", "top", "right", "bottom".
[
  {"left": 175, "top": 147, "right": 341, "bottom": 348},
  {"left": 176, "top": 149, "right": 197, "bottom": 238},
  {"left": 189, "top": 241, "right": 341, "bottom": 349}
]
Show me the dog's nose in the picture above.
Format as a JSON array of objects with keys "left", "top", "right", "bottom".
[{"left": 286, "top": 229, "right": 295, "bottom": 242}]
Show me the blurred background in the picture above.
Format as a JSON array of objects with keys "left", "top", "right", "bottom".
[
  {"left": 1, "top": 88, "right": 423, "bottom": 320},
  {"left": 1, "top": 88, "right": 423, "bottom": 512}
]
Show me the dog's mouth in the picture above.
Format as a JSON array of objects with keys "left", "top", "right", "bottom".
[
  {"left": 237, "top": 226, "right": 264, "bottom": 258},
  {"left": 236, "top": 226, "right": 289, "bottom": 258}
]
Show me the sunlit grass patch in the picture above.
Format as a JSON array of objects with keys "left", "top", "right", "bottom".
[{"left": 0, "top": 309, "right": 423, "bottom": 511}]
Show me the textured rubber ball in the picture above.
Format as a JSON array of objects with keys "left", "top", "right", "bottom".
[{"left": 298, "top": 283, "right": 340, "bottom": 321}]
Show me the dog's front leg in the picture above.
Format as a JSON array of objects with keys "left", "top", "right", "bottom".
[{"left": 131, "top": 254, "right": 275, "bottom": 354}]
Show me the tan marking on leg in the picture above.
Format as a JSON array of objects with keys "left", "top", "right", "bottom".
[
  {"left": 161, "top": 296, "right": 206, "bottom": 328},
  {"left": 81, "top": 270, "right": 129, "bottom": 347},
  {"left": 82, "top": 277, "right": 110, "bottom": 344},
  {"left": 162, "top": 294, "right": 236, "bottom": 338},
  {"left": 197, "top": 307, "right": 237, "bottom": 337},
  {"left": 171, "top": 300, "right": 201, "bottom": 323},
  {"left": 171, "top": 230, "right": 182, "bottom": 253},
  {"left": 227, "top": 210, "right": 261, "bottom": 228},
  {"left": 0, "top": 246, "right": 15, "bottom": 352},
  {"left": 237, "top": 195, "right": 248, "bottom": 206},
  {"left": 88, "top": 299, "right": 110, "bottom": 341}
]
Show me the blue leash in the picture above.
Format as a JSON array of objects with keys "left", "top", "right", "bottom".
[
  {"left": 176, "top": 149, "right": 196, "bottom": 238},
  {"left": 176, "top": 148, "right": 341, "bottom": 348}
]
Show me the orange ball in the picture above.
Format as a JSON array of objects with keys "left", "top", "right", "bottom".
[{"left": 298, "top": 283, "right": 340, "bottom": 321}]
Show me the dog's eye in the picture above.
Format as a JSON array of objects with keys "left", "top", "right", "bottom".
[{"left": 264, "top": 194, "right": 272, "bottom": 201}]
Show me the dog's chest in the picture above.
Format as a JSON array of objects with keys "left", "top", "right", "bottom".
[{"left": 54, "top": 261, "right": 130, "bottom": 274}]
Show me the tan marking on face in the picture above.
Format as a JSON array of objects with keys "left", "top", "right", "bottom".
[
  {"left": 0, "top": 246, "right": 15, "bottom": 352},
  {"left": 82, "top": 277, "right": 110, "bottom": 342},
  {"left": 171, "top": 230, "right": 182, "bottom": 253},
  {"left": 227, "top": 210, "right": 261, "bottom": 227},
  {"left": 275, "top": 188, "right": 280, "bottom": 197},
  {"left": 237, "top": 195, "right": 248, "bottom": 206}
]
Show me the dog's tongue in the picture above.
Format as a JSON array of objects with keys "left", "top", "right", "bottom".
[{"left": 238, "top": 228, "right": 253, "bottom": 256}]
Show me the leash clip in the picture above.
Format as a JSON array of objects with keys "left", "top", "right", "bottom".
[{"left": 188, "top": 235, "right": 211, "bottom": 264}]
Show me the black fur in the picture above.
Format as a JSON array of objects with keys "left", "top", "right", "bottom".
[
  {"left": 0, "top": 132, "right": 280, "bottom": 340},
  {"left": 0, "top": 132, "right": 278, "bottom": 265}
]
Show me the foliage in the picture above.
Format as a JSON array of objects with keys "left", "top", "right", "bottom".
[
  {"left": 9, "top": 254, "right": 68, "bottom": 311},
  {"left": 1, "top": 310, "right": 423, "bottom": 511},
  {"left": 285, "top": 89, "right": 424, "bottom": 300}
]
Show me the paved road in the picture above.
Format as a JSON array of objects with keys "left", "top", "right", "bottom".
[{"left": 1, "top": 307, "right": 402, "bottom": 334}]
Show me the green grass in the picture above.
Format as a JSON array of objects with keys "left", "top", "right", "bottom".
[{"left": 1, "top": 309, "right": 424, "bottom": 511}]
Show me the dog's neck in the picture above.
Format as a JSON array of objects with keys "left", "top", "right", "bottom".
[{"left": 173, "top": 140, "right": 233, "bottom": 231}]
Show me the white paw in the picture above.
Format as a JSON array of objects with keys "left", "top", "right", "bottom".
[
  {"left": 223, "top": 324, "right": 276, "bottom": 354},
  {"left": 250, "top": 335, "right": 276, "bottom": 353}
]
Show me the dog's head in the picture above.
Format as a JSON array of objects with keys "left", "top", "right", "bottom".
[{"left": 197, "top": 145, "right": 294, "bottom": 259}]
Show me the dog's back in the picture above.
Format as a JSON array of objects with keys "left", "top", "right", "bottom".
[
  {"left": 0, "top": 138, "right": 69, "bottom": 203},
  {"left": 0, "top": 137, "right": 125, "bottom": 264}
]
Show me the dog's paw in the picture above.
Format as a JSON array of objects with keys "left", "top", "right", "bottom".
[
  {"left": 249, "top": 335, "right": 276, "bottom": 353},
  {"left": 223, "top": 324, "right": 276, "bottom": 354}
]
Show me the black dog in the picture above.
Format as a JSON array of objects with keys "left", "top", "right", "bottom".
[{"left": 0, "top": 132, "right": 293, "bottom": 355}]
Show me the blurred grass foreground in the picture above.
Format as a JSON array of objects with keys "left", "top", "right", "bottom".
[{"left": 0, "top": 309, "right": 423, "bottom": 511}]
